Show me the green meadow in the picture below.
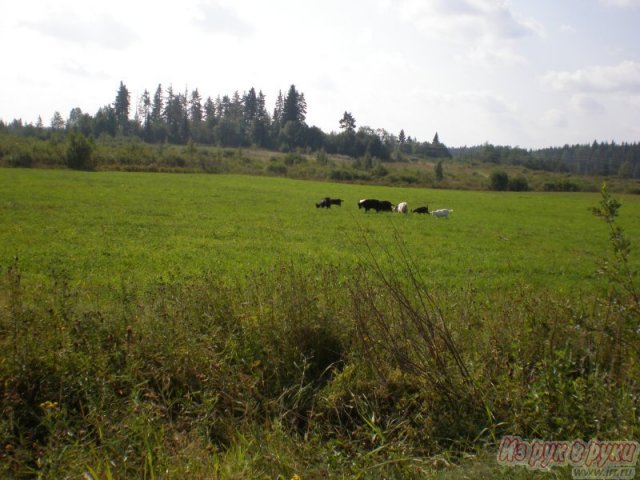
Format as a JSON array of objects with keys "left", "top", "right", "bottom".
[
  {"left": 1, "top": 168, "right": 640, "bottom": 479},
  {"left": 2, "top": 168, "right": 638, "bottom": 294}
]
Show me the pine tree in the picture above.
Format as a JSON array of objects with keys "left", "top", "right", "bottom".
[
  {"left": 243, "top": 87, "right": 258, "bottom": 122},
  {"left": 204, "top": 97, "right": 216, "bottom": 122},
  {"left": 151, "top": 84, "right": 164, "bottom": 122},
  {"left": 189, "top": 89, "right": 203, "bottom": 124},
  {"left": 252, "top": 90, "right": 271, "bottom": 147},
  {"left": 114, "top": 81, "right": 130, "bottom": 134},
  {"left": 138, "top": 90, "right": 152, "bottom": 139},
  {"left": 273, "top": 90, "right": 284, "bottom": 125},
  {"left": 339, "top": 112, "right": 356, "bottom": 133},
  {"left": 51, "top": 111, "right": 65, "bottom": 130},
  {"left": 282, "top": 85, "right": 305, "bottom": 124}
]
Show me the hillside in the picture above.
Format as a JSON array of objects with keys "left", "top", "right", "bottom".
[{"left": 2, "top": 132, "right": 640, "bottom": 194}]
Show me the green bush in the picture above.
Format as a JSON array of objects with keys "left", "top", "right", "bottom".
[
  {"left": 508, "top": 175, "right": 529, "bottom": 191},
  {"left": 489, "top": 170, "right": 509, "bottom": 190},
  {"left": 65, "top": 131, "right": 95, "bottom": 170}
]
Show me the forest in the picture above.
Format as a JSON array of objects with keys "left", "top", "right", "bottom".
[{"left": 2, "top": 81, "right": 640, "bottom": 180}]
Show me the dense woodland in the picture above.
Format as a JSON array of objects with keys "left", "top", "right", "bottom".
[
  {"left": 2, "top": 82, "right": 449, "bottom": 162},
  {"left": 2, "top": 81, "right": 640, "bottom": 181}
]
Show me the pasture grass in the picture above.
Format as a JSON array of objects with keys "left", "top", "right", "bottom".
[
  {"left": 1, "top": 168, "right": 639, "bottom": 478},
  {"left": 1, "top": 168, "right": 638, "bottom": 295}
]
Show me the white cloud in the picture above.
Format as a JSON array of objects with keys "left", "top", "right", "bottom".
[
  {"left": 571, "top": 95, "right": 607, "bottom": 115},
  {"left": 543, "top": 61, "right": 640, "bottom": 94},
  {"left": 387, "top": 0, "right": 542, "bottom": 65},
  {"left": 23, "top": 11, "right": 137, "bottom": 50},
  {"left": 541, "top": 109, "right": 568, "bottom": 128},
  {"left": 194, "top": 1, "right": 254, "bottom": 37},
  {"left": 398, "top": 0, "right": 540, "bottom": 39},
  {"left": 599, "top": 0, "right": 640, "bottom": 8},
  {"left": 420, "top": 89, "right": 517, "bottom": 116}
]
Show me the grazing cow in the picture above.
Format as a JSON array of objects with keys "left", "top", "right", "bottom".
[
  {"left": 395, "top": 202, "right": 408, "bottom": 213},
  {"left": 358, "top": 199, "right": 380, "bottom": 212},
  {"left": 316, "top": 197, "right": 331, "bottom": 208},
  {"left": 379, "top": 200, "right": 393, "bottom": 212},
  {"left": 431, "top": 209, "right": 453, "bottom": 218},
  {"left": 358, "top": 199, "right": 393, "bottom": 212},
  {"left": 412, "top": 206, "right": 429, "bottom": 214},
  {"left": 329, "top": 198, "right": 343, "bottom": 207}
]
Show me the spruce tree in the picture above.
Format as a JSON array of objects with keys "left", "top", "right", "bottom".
[{"left": 114, "top": 81, "right": 130, "bottom": 134}]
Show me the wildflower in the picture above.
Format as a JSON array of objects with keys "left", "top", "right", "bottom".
[
  {"left": 291, "top": 475, "right": 302, "bottom": 480},
  {"left": 39, "top": 400, "right": 58, "bottom": 411}
]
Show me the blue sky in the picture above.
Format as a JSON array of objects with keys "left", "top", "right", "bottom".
[{"left": 1, "top": 0, "right": 639, "bottom": 148}]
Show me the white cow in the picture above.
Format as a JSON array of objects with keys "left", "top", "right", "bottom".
[
  {"left": 395, "top": 202, "right": 408, "bottom": 214},
  {"left": 431, "top": 209, "right": 453, "bottom": 218}
]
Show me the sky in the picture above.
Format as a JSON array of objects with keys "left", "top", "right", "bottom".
[{"left": 1, "top": 0, "right": 639, "bottom": 149}]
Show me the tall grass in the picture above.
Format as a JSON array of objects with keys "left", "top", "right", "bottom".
[{"left": 1, "top": 187, "right": 639, "bottom": 478}]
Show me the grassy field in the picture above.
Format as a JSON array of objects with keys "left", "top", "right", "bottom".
[
  {"left": 1, "top": 168, "right": 638, "bottom": 294},
  {"left": 1, "top": 168, "right": 639, "bottom": 479}
]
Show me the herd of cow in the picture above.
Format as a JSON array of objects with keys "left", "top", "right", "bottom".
[{"left": 315, "top": 197, "right": 453, "bottom": 217}]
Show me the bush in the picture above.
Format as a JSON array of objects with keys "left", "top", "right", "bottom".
[
  {"left": 266, "top": 163, "right": 287, "bottom": 176},
  {"left": 508, "top": 176, "right": 529, "bottom": 191},
  {"left": 65, "top": 131, "right": 95, "bottom": 170},
  {"left": 6, "top": 150, "right": 33, "bottom": 168},
  {"left": 543, "top": 180, "right": 580, "bottom": 192},
  {"left": 489, "top": 170, "right": 509, "bottom": 190}
]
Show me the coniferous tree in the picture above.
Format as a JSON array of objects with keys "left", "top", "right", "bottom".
[
  {"left": 51, "top": 111, "right": 65, "bottom": 130},
  {"left": 114, "top": 81, "right": 130, "bottom": 134},
  {"left": 164, "top": 87, "right": 189, "bottom": 144},
  {"left": 204, "top": 97, "right": 216, "bottom": 122},
  {"left": 189, "top": 89, "right": 203, "bottom": 124},
  {"left": 273, "top": 90, "right": 284, "bottom": 125},
  {"left": 138, "top": 89, "right": 152, "bottom": 140},
  {"left": 339, "top": 112, "right": 356, "bottom": 133},
  {"left": 189, "top": 89, "right": 204, "bottom": 142},
  {"left": 151, "top": 84, "right": 164, "bottom": 123},
  {"left": 149, "top": 84, "right": 166, "bottom": 142},
  {"left": 252, "top": 90, "right": 271, "bottom": 147},
  {"left": 282, "top": 85, "right": 306, "bottom": 124}
]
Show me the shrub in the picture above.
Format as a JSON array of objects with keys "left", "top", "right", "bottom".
[
  {"left": 508, "top": 175, "right": 529, "bottom": 191},
  {"left": 267, "top": 163, "right": 287, "bottom": 176},
  {"left": 489, "top": 170, "right": 509, "bottom": 191},
  {"left": 6, "top": 150, "right": 33, "bottom": 168},
  {"left": 65, "top": 131, "right": 95, "bottom": 170},
  {"left": 543, "top": 180, "right": 580, "bottom": 192}
]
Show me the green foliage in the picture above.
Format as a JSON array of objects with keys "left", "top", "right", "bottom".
[
  {"left": 435, "top": 160, "right": 444, "bottom": 181},
  {"left": 1, "top": 170, "right": 640, "bottom": 477},
  {"left": 65, "top": 130, "right": 95, "bottom": 170},
  {"left": 591, "top": 183, "right": 639, "bottom": 318},
  {"left": 339, "top": 111, "right": 356, "bottom": 133},
  {"left": 508, "top": 175, "right": 528, "bottom": 191},
  {"left": 489, "top": 170, "right": 509, "bottom": 191}
]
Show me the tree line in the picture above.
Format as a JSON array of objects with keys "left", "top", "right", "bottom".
[
  {"left": 2, "top": 82, "right": 451, "bottom": 162},
  {"left": 451, "top": 141, "right": 640, "bottom": 180}
]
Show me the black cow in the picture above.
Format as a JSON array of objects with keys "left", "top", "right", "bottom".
[
  {"left": 329, "top": 198, "right": 343, "bottom": 207},
  {"left": 358, "top": 199, "right": 394, "bottom": 212},
  {"left": 413, "top": 206, "right": 430, "bottom": 214},
  {"left": 316, "top": 197, "right": 331, "bottom": 208},
  {"left": 378, "top": 200, "right": 393, "bottom": 212}
]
